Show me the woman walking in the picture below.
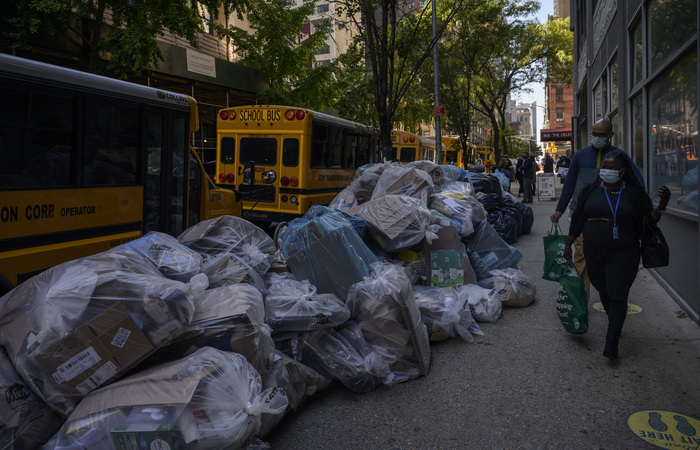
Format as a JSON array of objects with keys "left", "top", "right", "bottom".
[{"left": 563, "top": 151, "right": 670, "bottom": 359}]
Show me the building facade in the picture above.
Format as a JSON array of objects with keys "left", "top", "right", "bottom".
[{"left": 571, "top": 0, "right": 699, "bottom": 322}]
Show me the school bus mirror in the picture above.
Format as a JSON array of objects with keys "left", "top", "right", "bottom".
[
  {"left": 243, "top": 161, "right": 255, "bottom": 185},
  {"left": 262, "top": 170, "right": 276, "bottom": 184}
]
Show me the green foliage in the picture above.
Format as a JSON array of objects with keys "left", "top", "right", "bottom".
[{"left": 1, "top": 0, "right": 245, "bottom": 77}]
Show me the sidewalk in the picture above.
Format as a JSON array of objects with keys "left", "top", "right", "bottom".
[{"left": 267, "top": 179, "right": 700, "bottom": 449}]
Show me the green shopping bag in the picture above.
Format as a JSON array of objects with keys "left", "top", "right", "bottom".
[
  {"left": 556, "top": 261, "right": 588, "bottom": 334},
  {"left": 542, "top": 224, "right": 567, "bottom": 281}
]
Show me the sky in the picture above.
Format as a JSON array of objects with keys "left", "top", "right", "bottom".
[{"left": 515, "top": 1, "right": 554, "bottom": 142}]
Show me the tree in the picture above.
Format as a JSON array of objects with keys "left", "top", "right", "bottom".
[
  {"left": 1, "top": 0, "right": 247, "bottom": 77},
  {"left": 334, "top": 0, "right": 466, "bottom": 158},
  {"left": 217, "top": 0, "right": 338, "bottom": 110}
]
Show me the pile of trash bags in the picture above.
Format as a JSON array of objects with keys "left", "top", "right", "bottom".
[{"left": 0, "top": 160, "right": 537, "bottom": 449}]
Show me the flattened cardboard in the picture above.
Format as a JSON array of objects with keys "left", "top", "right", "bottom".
[{"left": 34, "top": 303, "right": 153, "bottom": 397}]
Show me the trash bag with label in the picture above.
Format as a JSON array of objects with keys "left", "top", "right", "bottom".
[
  {"left": 47, "top": 347, "right": 288, "bottom": 450},
  {"left": 264, "top": 276, "right": 350, "bottom": 332},
  {"left": 0, "top": 249, "right": 207, "bottom": 418},
  {"left": 556, "top": 262, "right": 588, "bottom": 334},
  {"left": 413, "top": 286, "right": 482, "bottom": 342},
  {"left": 178, "top": 215, "right": 276, "bottom": 275},
  {"left": 346, "top": 263, "right": 431, "bottom": 383},
  {"left": 429, "top": 181, "right": 486, "bottom": 237}
]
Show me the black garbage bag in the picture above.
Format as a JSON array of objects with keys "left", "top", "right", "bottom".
[
  {"left": 487, "top": 211, "right": 519, "bottom": 244},
  {"left": 469, "top": 173, "right": 502, "bottom": 196},
  {"left": 477, "top": 193, "right": 502, "bottom": 212},
  {"left": 509, "top": 202, "right": 534, "bottom": 234},
  {"left": 503, "top": 206, "right": 524, "bottom": 238}
]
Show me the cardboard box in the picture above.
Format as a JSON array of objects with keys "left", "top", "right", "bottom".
[
  {"left": 424, "top": 227, "right": 465, "bottom": 288},
  {"left": 34, "top": 302, "right": 153, "bottom": 397}
]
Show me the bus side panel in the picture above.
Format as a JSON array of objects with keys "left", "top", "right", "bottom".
[
  {"left": 0, "top": 231, "right": 141, "bottom": 288},
  {"left": 0, "top": 187, "right": 142, "bottom": 240}
]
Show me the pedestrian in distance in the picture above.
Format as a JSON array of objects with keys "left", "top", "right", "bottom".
[
  {"left": 497, "top": 157, "right": 513, "bottom": 193},
  {"left": 515, "top": 157, "right": 524, "bottom": 196},
  {"left": 521, "top": 152, "right": 535, "bottom": 203},
  {"left": 543, "top": 153, "right": 554, "bottom": 173},
  {"left": 556, "top": 149, "right": 572, "bottom": 185},
  {"left": 562, "top": 151, "right": 670, "bottom": 359},
  {"left": 550, "top": 118, "right": 645, "bottom": 299}
]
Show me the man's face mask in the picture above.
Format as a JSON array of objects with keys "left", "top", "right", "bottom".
[
  {"left": 591, "top": 134, "right": 610, "bottom": 149},
  {"left": 599, "top": 168, "right": 621, "bottom": 184}
]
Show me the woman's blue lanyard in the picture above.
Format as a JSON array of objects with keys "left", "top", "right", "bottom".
[{"left": 603, "top": 182, "right": 623, "bottom": 240}]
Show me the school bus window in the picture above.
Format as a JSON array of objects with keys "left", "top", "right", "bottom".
[
  {"left": 391, "top": 147, "right": 398, "bottom": 161},
  {"left": 283, "top": 138, "right": 299, "bottom": 166},
  {"left": 312, "top": 123, "right": 328, "bottom": 168},
  {"left": 84, "top": 100, "right": 138, "bottom": 186},
  {"left": 240, "top": 137, "right": 277, "bottom": 165},
  {"left": 329, "top": 127, "right": 343, "bottom": 168},
  {"left": 344, "top": 134, "right": 357, "bottom": 168},
  {"left": 356, "top": 135, "right": 370, "bottom": 166},
  {"left": 400, "top": 147, "right": 415, "bottom": 163},
  {"left": 220, "top": 137, "right": 236, "bottom": 164}
]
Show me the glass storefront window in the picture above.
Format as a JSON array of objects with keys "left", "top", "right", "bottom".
[
  {"left": 649, "top": 50, "right": 698, "bottom": 216},
  {"left": 649, "top": 0, "right": 697, "bottom": 73},
  {"left": 631, "top": 94, "right": 644, "bottom": 175},
  {"left": 632, "top": 23, "right": 643, "bottom": 86},
  {"left": 593, "top": 81, "right": 603, "bottom": 121}
]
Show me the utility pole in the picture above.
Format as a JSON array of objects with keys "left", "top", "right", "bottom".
[{"left": 431, "top": 0, "right": 442, "bottom": 163}]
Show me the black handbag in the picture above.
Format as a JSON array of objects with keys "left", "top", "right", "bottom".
[{"left": 641, "top": 217, "right": 669, "bottom": 268}]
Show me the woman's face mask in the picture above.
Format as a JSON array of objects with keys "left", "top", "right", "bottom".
[{"left": 599, "top": 168, "right": 621, "bottom": 184}]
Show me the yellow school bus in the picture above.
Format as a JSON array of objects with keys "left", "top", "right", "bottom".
[
  {"left": 0, "top": 54, "right": 240, "bottom": 295},
  {"left": 435, "top": 136, "right": 465, "bottom": 168},
  {"left": 215, "top": 105, "right": 380, "bottom": 223},
  {"left": 391, "top": 131, "right": 437, "bottom": 163},
  {"left": 473, "top": 146, "right": 497, "bottom": 172}
]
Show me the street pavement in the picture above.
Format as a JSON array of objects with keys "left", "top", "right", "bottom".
[{"left": 265, "top": 179, "right": 700, "bottom": 450}]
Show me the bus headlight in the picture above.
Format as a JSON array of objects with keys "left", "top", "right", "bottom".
[{"left": 290, "top": 196, "right": 297, "bottom": 204}]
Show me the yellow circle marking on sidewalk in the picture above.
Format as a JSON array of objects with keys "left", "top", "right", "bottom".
[
  {"left": 628, "top": 410, "right": 700, "bottom": 449},
  {"left": 592, "top": 302, "right": 643, "bottom": 314}
]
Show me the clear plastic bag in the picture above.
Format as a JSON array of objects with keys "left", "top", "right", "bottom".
[
  {"left": 346, "top": 263, "right": 431, "bottom": 383},
  {"left": 458, "top": 284, "right": 502, "bottom": 322},
  {"left": 413, "top": 286, "right": 482, "bottom": 342},
  {"left": 429, "top": 181, "right": 486, "bottom": 237},
  {"left": 141, "top": 284, "right": 275, "bottom": 377},
  {"left": 120, "top": 231, "right": 203, "bottom": 282},
  {"left": 0, "top": 347, "right": 62, "bottom": 449},
  {"left": 178, "top": 215, "right": 276, "bottom": 275},
  {"left": 0, "top": 250, "right": 207, "bottom": 417},
  {"left": 298, "top": 321, "right": 392, "bottom": 393},
  {"left": 264, "top": 276, "right": 350, "bottom": 332},
  {"left": 201, "top": 253, "right": 266, "bottom": 292},
  {"left": 281, "top": 212, "right": 377, "bottom": 301},
  {"left": 49, "top": 347, "right": 287, "bottom": 450},
  {"left": 478, "top": 268, "right": 537, "bottom": 308},
  {"left": 356, "top": 195, "right": 444, "bottom": 252},
  {"left": 462, "top": 221, "right": 523, "bottom": 271},
  {"left": 371, "top": 164, "right": 434, "bottom": 201}
]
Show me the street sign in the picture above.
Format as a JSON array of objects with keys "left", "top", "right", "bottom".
[{"left": 434, "top": 105, "right": 445, "bottom": 116}]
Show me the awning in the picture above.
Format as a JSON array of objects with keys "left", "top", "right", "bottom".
[{"left": 540, "top": 128, "right": 572, "bottom": 141}]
